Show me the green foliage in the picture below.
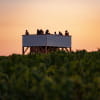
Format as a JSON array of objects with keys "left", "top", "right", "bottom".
[{"left": 0, "top": 51, "right": 100, "bottom": 100}]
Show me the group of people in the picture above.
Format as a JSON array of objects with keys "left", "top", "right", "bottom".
[
  {"left": 25, "top": 29, "right": 69, "bottom": 36},
  {"left": 37, "top": 29, "right": 50, "bottom": 35}
]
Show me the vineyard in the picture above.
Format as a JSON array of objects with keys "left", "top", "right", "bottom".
[{"left": 0, "top": 50, "right": 100, "bottom": 100}]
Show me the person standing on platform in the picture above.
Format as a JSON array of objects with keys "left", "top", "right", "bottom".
[{"left": 25, "top": 29, "right": 29, "bottom": 35}]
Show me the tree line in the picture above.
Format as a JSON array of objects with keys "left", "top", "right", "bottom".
[{"left": 0, "top": 50, "right": 100, "bottom": 100}]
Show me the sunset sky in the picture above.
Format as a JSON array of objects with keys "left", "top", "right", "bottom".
[{"left": 0, "top": 0, "right": 100, "bottom": 56}]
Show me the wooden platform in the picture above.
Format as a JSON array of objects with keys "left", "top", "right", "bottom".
[{"left": 22, "top": 34, "right": 72, "bottom": 54}]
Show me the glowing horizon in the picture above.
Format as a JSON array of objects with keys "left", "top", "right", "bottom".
[{"left": 0, "top": 0, "right": 100, "bottom": 56}]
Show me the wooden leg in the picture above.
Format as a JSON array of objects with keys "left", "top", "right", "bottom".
[
  {"left": 62, "top": 48, "right": 64, "bottom": 51},
  {"left": 45, "top": 46, "right": 47, "bottom": 54},
  {"left": 22, "top": 47, "right": 24, "bottom": 55},
  {"left": 65, "top": 48, "right": 69, "bottom": 52},
  {"left": 69, "top": 48, "right": 72, "bottom": 52},
  {"left": 22, "top": 47, "right": 29, "bottom": 55},
  {"left": 30, "top": 47, "right": 31, "bottom": 54}
]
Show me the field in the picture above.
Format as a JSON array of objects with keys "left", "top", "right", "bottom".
[{"left": 0, "top": 50, "right": 100, "bottom": 100}]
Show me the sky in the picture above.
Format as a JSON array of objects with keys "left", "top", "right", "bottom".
[{"left": 0, "top": 0, "right": 100, "bottom": 56}]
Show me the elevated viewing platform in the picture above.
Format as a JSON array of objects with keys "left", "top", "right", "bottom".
[
  {"left": 22, "top": 29, "right": 72, "bottom": 55},
  {"left": 22, "top": 34, "right": 71, "bottom": 48}
]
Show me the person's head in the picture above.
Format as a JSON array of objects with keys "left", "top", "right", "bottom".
[{"left": 65, "top": 30, "right": 68, "bottom": 33}]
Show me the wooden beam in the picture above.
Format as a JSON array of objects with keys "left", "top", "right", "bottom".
[
  {"left": 24, "top": 47, "right": 29, "bottom": 54},
  {"left": 65, "top": 48, "right": 69, "bottom": 52}
]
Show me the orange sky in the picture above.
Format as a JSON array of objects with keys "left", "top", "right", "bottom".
[{"left": 0, "top": 0, "right": 100, "bottom": 56}]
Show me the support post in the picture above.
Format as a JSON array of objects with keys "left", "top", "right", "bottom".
[
  {"left": 62, "top": 48, "right": 64, "bottom": 51},
  {"left": 22, "top": 47, "right": 29, "bottom": 55},
  {"left": 22, "top": 46, "right": 24, "bottom": 55},
  {"left": 45, "top": 46, "right": 47, "bottom": 54},
  {"left": 69, "top": 47, "right": 72, "bottom": 52},
  {"left": 30, "top": 47, "right": 31, "bottom": 55},
  {"left": 65, "top": 48, "right": 69, "bottom": 52}
]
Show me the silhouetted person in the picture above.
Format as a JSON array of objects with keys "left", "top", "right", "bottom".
[
  {"left": 25, "top": 30, "right": 29, "bottom": 35},
  {"left": 54, "top": 32, "right": 57, "bottom": 35},
  {"left": 37, "top": 29, "right": 44, "bottom": 35},
  {"left": 59, "top": 31, "right": 63, "bottom": 35},
  {"left": 40, "top": 29, "right": 44, "bottom": 35},
  {"left": 45, "top": 29, "right": 50, "bottom": 35},
  {"left": 37, "top": 29, "right": 40, "bottom": 35},
  {"left": 65, "top": 30, "right": 69, "bottom": 36}
]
